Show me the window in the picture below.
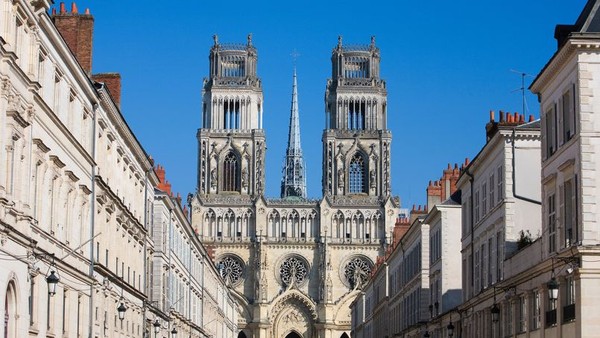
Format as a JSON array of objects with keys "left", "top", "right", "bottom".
[
  {"left": 545, "top": 105, "right": 557, "bottom": 158},
  {"left": 497, "top": 166, "right": 503, "bottom": 203},
  {"left": 505, "top": 301, "right": 513, "bottom": 336},
  {"left": 561, "top": 87, "right": 575, "bottom": 144},
  {"left": 489, "top": 174, "right": 495, "bottom": 208},
  {"left": 347, "top": 100, "right": 366, "bottom": 130},
  {"left": 496, "top": 231, "right": 503, "bottom": 281},
  {"left": 564, "top": 276, "right": 576, "bottom": 322},
  {"left": 518, "top": 295, "right": 527, "bottom": 333},
  {"left": 482, "top": 183, "right": 487, "bottom": 216},
  {"left": 223, "top": 152, "right": 239, "bottom": 192},
  {"left": 562, "top": 178, "right": 577, "bottom": 247},
  {"left": 481, "top": 243, "right": 486, "bottom": 289},
  {"left": 531, "top": 291, "right": 541, "bottom": 330},
  {"left": 474, "top": 190, "right": 480, "bottom": 223},
  {"left": 487, "top": 238, "right": 492, "bottom": 285},
  {"left": 349, "top": 153, "right": 366, "bottom": 193},
  {"left": 474, "top": 249, "right": 480, "bottom": 292},
  {"left": 223, "top": 100, "right": 241, "bottom": 129},
  {"left": 548, "top": 194, "right": 556, "bottom": 253}
]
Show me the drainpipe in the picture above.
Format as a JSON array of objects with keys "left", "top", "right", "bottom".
[
  {"left": 464, "top": 170, "right": 475, "bottom": 297},
  {"left": 88, "top": 102, "right": 98, "bottom": 338},
  {"left": 511, "top": 128, "right": 541, "bottom": 205}
]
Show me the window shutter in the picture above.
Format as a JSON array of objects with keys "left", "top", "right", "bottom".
[
  {"left": 573, "top": 175, "right": 578, "bottom": 243},
  {"left": 558, "top": 184, "right": 565, "bottom": 248},
  {"left": 558, "top": 97, "right": 564, "bottom": 145},
  {"left": 572, "top": 83, "right": 577, "bottom": 134}
]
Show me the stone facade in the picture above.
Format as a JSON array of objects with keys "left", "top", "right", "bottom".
[
  {"left": 191, "top": 36, "right": 399, "bottom": 338},
  {"left": 0, "top": 2, "right": 237, "bottom": 338}
]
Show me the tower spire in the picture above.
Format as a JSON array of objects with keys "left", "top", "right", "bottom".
[{"left": 281, "top": 67, "right": 307, "bottom": 198}]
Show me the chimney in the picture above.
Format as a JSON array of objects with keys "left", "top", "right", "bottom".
[
  {"left": 92, "top": 73, "right": 122, "bottom": 107},
  {"left": 155, "top": 165, "right": 172, "bottom": 195},
  {"left": 52, "top": 2, "right": 94, "bottom": 74}
]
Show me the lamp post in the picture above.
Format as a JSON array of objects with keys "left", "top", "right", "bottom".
[
  {"left": 170, "top": 326, "right": 178, "bottom": 338},
  {"left": 491, "top": 303, "right": 500, "bottom": 323},
  {"left": 547, "top": 277, "right": 559, "bottom": 303},
  {"left": 424, "top": 330, "right": 430, "bottom": 338},
  {"left": 117, "top": 301, "right": 127, "bottom": 321},
  {"left": 153, "top": 319, "right": 161, "bottom": 338},
  {"left": 447, "top": 321, "right": 455, "bottom": 337},
  {"left": 46, "top": 270, "right": 59, "bottom": 296}
]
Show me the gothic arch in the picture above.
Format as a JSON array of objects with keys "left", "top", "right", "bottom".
[
  {"left": 285, "top": 331, "right": 303, "bottom": 338},
  {"left": 333, "top": 290, "right": 363, "bottom": 326},
  {"left": 348, "top": 152, "right": 367, "bottom": 194},
  {"left": 270, "top": 290, "right": 317, "bottom": 338},
  {"left": 222, "top": 151, "right": 241, "bottom": 192}
]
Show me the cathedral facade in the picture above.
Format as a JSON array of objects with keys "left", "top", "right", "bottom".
[{"left": 190, "top": 35, "right": 399, "bottom": 338}]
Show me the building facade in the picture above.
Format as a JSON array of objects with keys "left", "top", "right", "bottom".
[
  {"left": 0, "top": 2, "right": 237, "bottom": 338},
  {"left": 190, "top": 36, "right": 399, "bottom": 338},
  {"left": 350, "top": 164, "right": 462, "bottom": 338}
]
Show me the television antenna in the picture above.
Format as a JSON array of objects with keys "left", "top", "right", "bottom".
[{"left": 510, "top": 69, "right": 534, "bottom": 116}]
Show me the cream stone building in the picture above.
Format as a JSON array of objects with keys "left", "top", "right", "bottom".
[
  {"left": 0, "top": 2, "right": 238, "bottom": 338},
  {"left": 190, "top": 36, "right": 399, "bottom": 338}
]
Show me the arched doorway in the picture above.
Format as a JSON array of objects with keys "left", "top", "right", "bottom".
[
  {"left": 285, "top": 332, "right": 302, "bottom": 338},
  {"left": 4, "top": 282, "right": 17, "bottom": 338},
  {"left": 237, "top": 332, "right": 248, "bottom": 338},
  {"left": 340, "top": 333, "right": 350, "bottom": 338}
]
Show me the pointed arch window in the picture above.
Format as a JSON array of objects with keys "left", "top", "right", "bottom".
[
  {"left": 349, "top": 153, "right": 366, "bottom": 193},
  {"left": 223, "top": 153, "right": 239, "bottom": 192}
]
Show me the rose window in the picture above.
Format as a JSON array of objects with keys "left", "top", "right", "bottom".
[
  {"left": 216, "top": 255, "right": 244, "bottom": 286},
  {"left": 279, "top": 255, "right": 309, "bottom": 287},
  {"left": 342, "top": 256, "right": 373, "bottom": 289}
]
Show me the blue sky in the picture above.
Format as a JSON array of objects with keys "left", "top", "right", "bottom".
[{"left": 63, "top": 1, "right": 586, "bottom": 207}]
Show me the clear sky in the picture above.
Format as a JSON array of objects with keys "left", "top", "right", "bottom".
[{"left": 62, "top": 0, "right": 586, "bottom": 208}]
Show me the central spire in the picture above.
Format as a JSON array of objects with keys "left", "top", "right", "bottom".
[{"left": 281, "top": 67, "right": 307, "bottom": 198}]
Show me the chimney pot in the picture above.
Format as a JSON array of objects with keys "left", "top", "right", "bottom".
[
  {"left": 529, "top": 115, "right": 534, "bottom": 122},
  {"left": 520, "top": 114, "right": 525, "bottom": 123},
  {"left": 489, "top": 110, "right": 495, "bottom": 122},
  {"left": 499, "top": 110, "right": 505, "bottom": 122},
  {"left": 71, "top": 2, "right": 78, "bottom": 13},
  {"left": 85, "top": 8, "right": 90, "bottom": 14},
  {"left": 52, "top": 8, "right": 56, "bottom": 15},
  {"left": 60, "top": 2, "right": 66, "bottom": 13}
]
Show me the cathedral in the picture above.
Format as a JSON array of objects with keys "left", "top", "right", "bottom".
[{"left": 190, "top": 35, "right": 400, "bottom": 338}]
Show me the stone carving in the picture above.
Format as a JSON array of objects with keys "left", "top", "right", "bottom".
[
  {"left": 217, "top": 255, "right": 244, "bottom": 286},
  {"left": 242, "top": 167, "right": 248, "bottom": 188},
  {"left": 370, "top": 169, "right": 376, "bottom": 189},
  {"left": 279, "top": 255, "right": 309, "bottom": 288},
  {"left": 337, "top": 168, "right": 344, "bottom": 188},
  {"left": 342, "top": 256, "right": 373, "bottom": 289},
  {"left": 210, "top": 169, "right": 217, "bottom": 189}
]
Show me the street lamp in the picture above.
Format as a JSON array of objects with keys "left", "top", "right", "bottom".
[
  {"left": 424, "top": 330, "right": 430, "bottom": 338},
  {"left": 547, "top": 277, "right": 559, "bottom": 303},
  {"left": 447, "top": 321, "right": 455, "bottom": 337},
  {"left": 153, "top": 319, "right": 161, "bottom": 336},
  {"left": 117, "top": 301, "right": 127, "bottom": 321},
  {"left": 171, "top": 327, "right": 178, "bottom": 338},
  {"left": 46, "top": 270, "right": 59, "bottom": 296},
  {"left": 491, "top": 303, "right": 500, "bottom": 323}
]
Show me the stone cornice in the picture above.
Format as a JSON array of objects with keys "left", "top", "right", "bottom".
[
  {"left": 531, "top": 37, "right": 600, "bottom": 95},
  {"left": 97, "top": 89, "right": 155, "bottom": 180}
]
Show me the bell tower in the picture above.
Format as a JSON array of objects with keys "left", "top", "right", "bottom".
[
  {"left": 197, "top": 34, "right": 266, "bottom": 197},
  {"left": 323, "top": 36, "right": 391, "bottom": 198}
]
